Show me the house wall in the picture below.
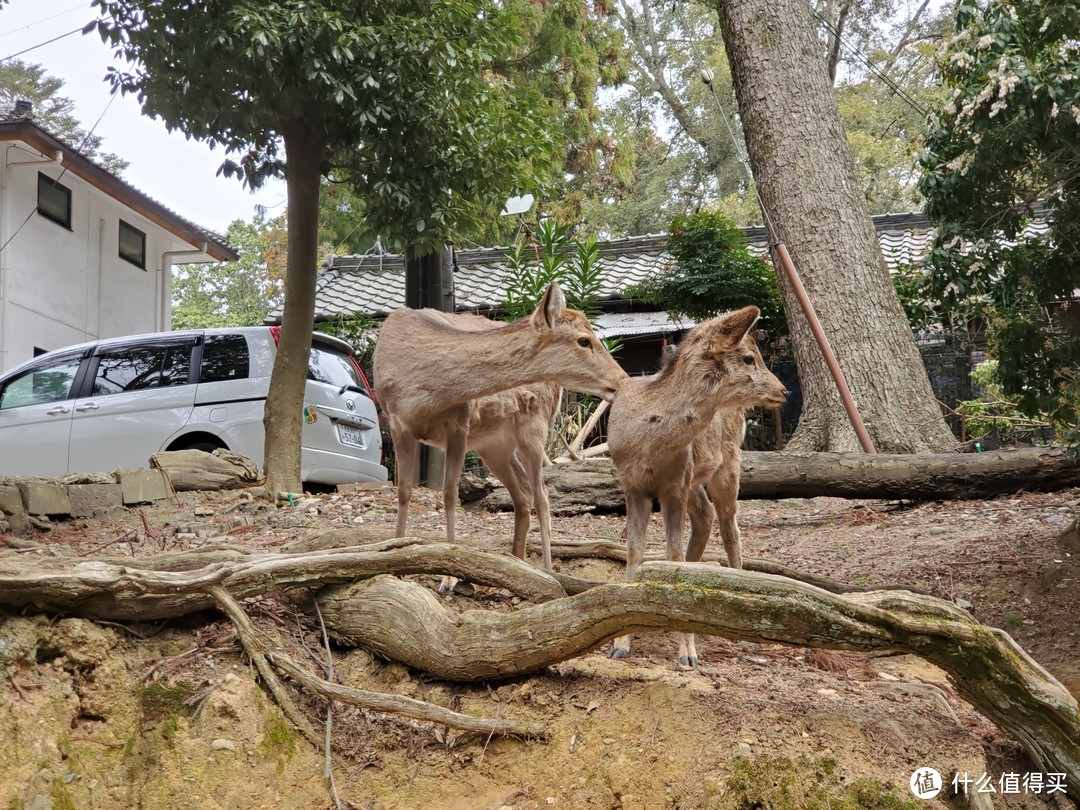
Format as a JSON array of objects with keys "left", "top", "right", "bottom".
[{"left": 0, "top": 142, "right": 196, "bottom": 373}]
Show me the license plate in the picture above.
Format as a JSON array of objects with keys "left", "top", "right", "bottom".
[{"left": 337, "top": 423, "right": 366, "bottom": 448}]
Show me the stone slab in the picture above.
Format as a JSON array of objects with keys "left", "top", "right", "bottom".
[
  {"left": 0, "top": 484, "right": 23, "bottom": 517},
  {"left": 67, "top": 484, "right": 124, "bottom": 518},
  {"left": 16, "top": 481, "right": 72, "bottom": 516},
  {"left": 118, "top": 468, "right": 173, "bottom": 505}
]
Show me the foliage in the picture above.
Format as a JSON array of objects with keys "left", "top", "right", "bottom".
[
  {"left": 89, "top": 0, "right": 556, "bottom": 256},
  {"left": 890, "top": 262, "right": 938, "bottom": 331},
  {"left": 954, "top": 360, "right": 1053, "bottom": 447},
  {"left": 627, "top": 211, "right": 786, "bottom": 337},
  {"left": 172, "top": 213, "right": 284, "bottom": 330},
  {"left": 919, "top": 0, "right": 1080, "bottom": 442},
  {"left": 315, "top": 311, "right": 380, "bottom": 375},
  {"left": 0, "top": 60, "right": 127, "bottom": 173}
]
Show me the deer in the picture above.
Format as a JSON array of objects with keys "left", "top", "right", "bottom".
[
  {"left": 372, "top": 281, "right": 626, "bottom": 588},
  {"left": 606, "top": 306, "right": 788, "bottom": 667}
]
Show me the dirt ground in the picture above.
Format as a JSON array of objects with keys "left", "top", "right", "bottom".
[{"left": 1, "top": 479, "right": 1077, "bottom": 809}]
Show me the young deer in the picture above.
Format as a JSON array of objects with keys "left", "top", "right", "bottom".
[
  {"left": 606, "top": 306, "right": 788, "bottom": 666},
  {"left": 373, "top": 282, "right": 625, "bottom": 582}
]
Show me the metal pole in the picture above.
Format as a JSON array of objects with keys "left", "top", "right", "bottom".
[{"left": 772, "top": 241, "right": 876, "bottom": 454}]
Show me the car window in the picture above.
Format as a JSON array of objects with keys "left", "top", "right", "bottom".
[
  {"left": 0, "top": 356, "right": 83, "bottom": 410},
  {"left": 308, "top": 344, "right": 365, "bottom": 392},
  {"left": 201, "top": 334, "right": 249, "bottom": 382},
  {"left": 92, "top": 344, "right": 185, "bottom": 395}
]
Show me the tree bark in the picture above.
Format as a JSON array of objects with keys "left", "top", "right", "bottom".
[
  {"left": 263, "top": 122, "right": 327, "bottom": 498},
  {"left": 477, "top": 448, "right": 1080, "bottom": 512},
  {"left": 715, "top": 0, "right": 957, "bottom": 453},
  {"left": 317, "top": 564, "right": 1080, "bottom": 782}
]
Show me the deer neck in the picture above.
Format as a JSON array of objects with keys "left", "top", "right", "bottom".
[{"left": 402, "top": 318, "right": 552, "bottom": 409}]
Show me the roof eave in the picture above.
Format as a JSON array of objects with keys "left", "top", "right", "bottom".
[{"left": 0, "top": 120, "right": 239, "bottom": 263}]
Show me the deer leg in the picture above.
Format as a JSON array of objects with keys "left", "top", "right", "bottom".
[
  {"left": 437, "top": 427, "right": 469, "bottom": 594},
  {"left": 610, "top": 489, "right": 652, "bottom": 660},
  {"left": 706, "top": 468, "right": 742, "bottom": 570},
  {"left": 392, "top": 429, "right": 417, "bottom": 539},
  {"left": 480, "top": 449, "right": 532, "bottom": 562},
  {"left": 685, "top": 484, "right": 716, "bottom": 564},
  {"left": 522, "top": 443, "right": 553, "bottom": 570},
  {"left": 658, "top": 482, "right": 697, "bottom": 668}
]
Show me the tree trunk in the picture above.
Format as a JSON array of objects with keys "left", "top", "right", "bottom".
[
  {"left": 715, "top": 0, "right": 956, "bottom": 454},
  {"left": 263, "top": 122, "right": 327, "bottom": 498},
  {"left": 477, "top": 448, "right": 1080, "bottom": 512}
]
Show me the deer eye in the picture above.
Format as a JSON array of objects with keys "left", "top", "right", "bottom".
[
  {"left": 577, "top": 337, "right": 592, "bottom": 348},
  {"left": 743, "top": 355, "right": 755, "bottom": 365}
]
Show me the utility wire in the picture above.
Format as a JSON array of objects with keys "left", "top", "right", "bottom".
[
  {"left": 0, "top": 3, "right": 86, "bottom": 40},
  {"left": 806, "top": 1, "right": 930, "bottom": 118},
  {"left": 0, "top": 26, "right": 84, "bottom": 63}
]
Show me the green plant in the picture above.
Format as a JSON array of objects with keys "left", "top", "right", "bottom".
[
  {"left": 954, "top": 360, "right": 1053, "bottom": 446},
  {"left": 627, "top": 211, "right": 786, "bottom": 337}
]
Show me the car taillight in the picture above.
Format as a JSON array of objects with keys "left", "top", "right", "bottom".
[
  {"left": 269, "top": 326, "right": 281, "bottom": 346},
  {"left": 350, "top": 355, "right": 377, "bottom": 406}
]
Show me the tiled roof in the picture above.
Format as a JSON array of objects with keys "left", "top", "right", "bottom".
[{"left": 270, "top": 212, "right": 1051, "bottom": 323}]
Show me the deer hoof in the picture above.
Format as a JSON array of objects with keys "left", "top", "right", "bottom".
[
  {"left": 437, "top": 576, "right": 459, "bottom": 593},
  {"left": 608, "top": 647, "right": 629, "bottom": 660},
  {"left": 678, "top": 655, "right": 699, "bottom": 669}
]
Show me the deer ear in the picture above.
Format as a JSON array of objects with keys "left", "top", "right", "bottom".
[
  {"left": 716, "top": 306, "right": 761, "bottom": 346},
  {"left": 532, "top": 281, "right": 566, "bottom": 330}
]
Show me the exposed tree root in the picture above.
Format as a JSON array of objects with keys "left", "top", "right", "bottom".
[
  {"left": 316, "top": 564, "right": 1080, "bottom": 782},
  {"left": 1, "top": 540, "right": 1075, "bottom": 780}
]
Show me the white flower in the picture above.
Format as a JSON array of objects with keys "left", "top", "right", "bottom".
[
  {"left": 972, "top": 132, "right": 983, "bottom": 144},
  {"left": 1071, "top": 104, "right": 1080, "bottom": 124},
  {"left": 1039, "top": 16, "right": 1051, "bottom": 33},
  {"left": 976, "top": 34, "right": 994, "bottom": 50},
  {"left": 1050, "top": 101, "right": 1060, "bottom": 118}
]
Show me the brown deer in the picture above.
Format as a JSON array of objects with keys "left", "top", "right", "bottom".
[
  {"left": 373, "top": 282, "right": 625, "bottom": 585},
  {"left": 606, "top": 306, "right": 788, "bottom": 666}
]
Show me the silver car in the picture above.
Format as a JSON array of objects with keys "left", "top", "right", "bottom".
[{"left": 0, "top": 327, "right": 387, "bottom": 485}]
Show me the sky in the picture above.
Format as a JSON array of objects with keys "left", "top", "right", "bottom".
[{"left": 0, "top": 0, "right": 288, "bottom": 235}]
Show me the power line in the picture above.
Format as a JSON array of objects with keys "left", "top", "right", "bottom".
[
  {"left": 806, "top": 2, "right": 930, "bottom": 118},
  {"left": 0, "top": 3, "right": 86, "bottom": 41},
  {"left": 0, "top": 26, "right": 84, "bottom": 63}
]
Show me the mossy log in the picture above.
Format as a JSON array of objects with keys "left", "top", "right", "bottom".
[
  {"left": 478, "top": 447, "right": 1080, "bottom": 513},
  {"left": 317, "top": 563, "right": 1080, "bottom": 783}
]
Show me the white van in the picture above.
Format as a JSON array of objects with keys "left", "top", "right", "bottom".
[{"left": 0, "top": 327, "right": 387, "bottom": 485}]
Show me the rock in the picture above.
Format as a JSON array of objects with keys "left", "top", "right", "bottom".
[
  {"left": 212, "top": 739, "right": 236, "bottom": 752},
  {"left": 1044, "top": 514, "right": 1064, "bottom": 524},
  {"left": 955, "top": 598, "right": 974, "bottom": 610},
  {"left": 736, "top": 742, "right": 753, "bottom": 757}
]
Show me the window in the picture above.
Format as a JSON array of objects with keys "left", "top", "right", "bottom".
[
  {"left": 119, "top": 220, "right": 146, "bottom": 269},
  {"left": 0, "top": 355, "right": 83, "bottom": 410},
  {"left": 200, "top": 334, "right": 249, "bottom": 382},
  {"left": 37, "top": 172, "right": 71, "bottom": 229},
  {"left": 91, "top": 344, "right": 189, "bottom": 395},
  {"left": 308, "top": 344, "right": 367, "bottom": 395}
]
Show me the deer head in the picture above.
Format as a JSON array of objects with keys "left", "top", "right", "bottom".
[
  {"left": 524, "top": 282, "right": 627, "bottom": 401},
  {"left": 675, "top": 306, "right": 788, "bottom": 409}
]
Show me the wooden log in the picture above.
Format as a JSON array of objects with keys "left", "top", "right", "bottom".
[
  {"left": 476, "top": 447, "right": 1080, "bottom": 512},
  {"left": 317, "top": 563, "right": 1080, "bottom": 783}
]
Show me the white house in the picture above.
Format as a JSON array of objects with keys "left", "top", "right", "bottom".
[{"left": 0, "top": 107, "right": 237, "bottom": 374}]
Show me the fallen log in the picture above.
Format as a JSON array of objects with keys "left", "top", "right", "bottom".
[
  {"left": 477, "top": 447, "right": 1080, "bottom": 512},
  {"left": 317, "top": 564, "right": 1080, "bottom": 784}
]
